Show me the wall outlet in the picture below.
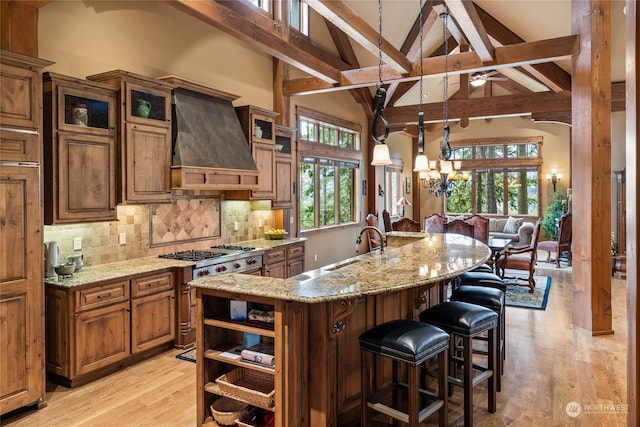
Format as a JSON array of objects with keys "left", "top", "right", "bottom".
[
  {"left": 258, "top": 218, "right": 263, "bottom": 228},
  {"left": 234, "top": 222, "right": 239, "bottom": 231},
  {"left": 119, "top": 232, "right": 126, "bottom": 245},
  {"left": 73, "top": 237, "right": 82, "bottom": 251},
  {"left": 314, "top": 254, "right": 318, "bottom": 262}
]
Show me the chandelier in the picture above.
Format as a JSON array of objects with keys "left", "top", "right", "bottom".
[{"left": 414, "top": 10, "right": 469, "bottom": 197}]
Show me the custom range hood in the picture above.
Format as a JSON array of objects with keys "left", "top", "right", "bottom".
[{"left": 158, "top": 76, "right": 259, "bottom": 191}]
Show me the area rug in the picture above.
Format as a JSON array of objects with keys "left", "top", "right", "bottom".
[
  {"left": 503, "top": 275, "right": 551, "bottom": 310},
  {"left": 176, "top": 348, "right": 196, "bottom": 363}
]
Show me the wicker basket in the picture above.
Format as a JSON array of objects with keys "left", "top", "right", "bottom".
[
  {"left": 215, "top": 368, "right": 275, "bottom": 408},
  {"left": 210, "top": 396, "right": 250, "bottom": 426}
]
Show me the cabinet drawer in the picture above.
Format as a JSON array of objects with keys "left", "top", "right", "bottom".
[
  {"left": 287, "top": 244, "right": 305, "bottom": 259},
  {"left": 76, "top": 281, "right": 129, "bottom": 311},
  {"left": 265, "top": 248, "right": 286, "bottom": 264},
  {"left": 131, "top": 271, "right": 174, "bottom": 298},
  {"left": 0, "top": 129, "right": 39, "bottom": 163}
]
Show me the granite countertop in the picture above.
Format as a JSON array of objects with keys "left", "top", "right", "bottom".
[
  {"left": 44, "top": 238, "right": 307, "bottom": 288},
  {"left": 191, "top": 233, "right": 491, "bottom": 303}
]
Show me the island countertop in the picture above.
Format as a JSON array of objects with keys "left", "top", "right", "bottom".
[{"left": 190, "top": 233, "right": 490, "bottom": 303}]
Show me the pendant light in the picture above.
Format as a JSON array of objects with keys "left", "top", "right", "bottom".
[
  {"left": 413, "top": 0, "right": 430, "bottom": 175},
  {"left": 370, "top": 0, "right": 392, "bottom": 166}
]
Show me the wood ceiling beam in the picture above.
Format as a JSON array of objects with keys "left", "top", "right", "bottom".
[
  {"left": 476, "top": 4, "right": 571, "bottom": 92},
  {"left": 433, "top": 2, "right": 466, "bottom": 45},
  {"left": 165, "top": 0, "right": 343, "bottom": 84},
  {"left": 284, "top": 35, "right": 578, "bottom": 95},
  {"left": 384, "top": 91, "right": 572, "bottom": 124},
  {"left": 403, "top": 4, "right": 439, "bottom": 61},
  {"left": 443, "top": 0, "right": 494, "bottom": 61},
  {"left": 305, "top": 0, "right": 412, "bottom": 73},
  {"left": 324, "top": 18, "right": 373, "bottom": 118},
  {"left": 493, "top": 78, "right": 533, "bottom": 95}
]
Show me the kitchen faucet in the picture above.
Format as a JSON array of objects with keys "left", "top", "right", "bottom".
[{"left": 356, "top": 226, "right": 385, "bottom": 253}]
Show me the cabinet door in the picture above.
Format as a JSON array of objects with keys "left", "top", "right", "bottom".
[
  {"left": 131, "top": 289, "right": 176, "bottom": 353},
  {"left": 0, "top": 62, "right": 40, "bottom": 130},
  {"left": 251, "top": 142, "right": 276, "bottom": 199},
  {"left": 263, "top": 261, "right": 286, "bottom": 279},
  {"left": 55, "top": 131, "right": 116, "bottom": 223},
  {"left": 0, "top": 165, "right": 44, "bottom": 414},
  {"left": 274, "top": 155, "right": 293, "bottom": 208},
  {"left": 74, "top": 301, "right": 130, "bottom": 376},
  {"left": 124, "top": 122, "right": 171, "bottom": 202},
  {"left": 287, "top": 257, "right": 304, "bottom": 278}
]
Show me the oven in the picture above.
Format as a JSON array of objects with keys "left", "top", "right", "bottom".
[{"left": 159, "top": 245, "right": 264, "bottom": 278}]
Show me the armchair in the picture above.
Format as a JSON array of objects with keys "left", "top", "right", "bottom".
[
  {"left": 497, "top": 220, "right": 542, "bottom": 293},
  {"left": 538, "top": 213, "right": 572, "bottom": 267}
]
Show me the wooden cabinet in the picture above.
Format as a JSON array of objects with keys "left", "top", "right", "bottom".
[
  {"left": 0, "top": 50, "right": 51, "bottom": 416},
  {"left": 262, "top": 247, "right": 287, "bottom": 279},
  {"left": 43, "top": 72, "right": 118, "bottom": 224},
  {"left": 263, "top": 242, "right": 305, "bottom": 279},
  {"left": 197, "top": 292, "right": 282, "bottom": 426},
  {"left": 45, "top": 270, "right": 176, "bottom": 387},
  {"left": 88, "top": 70, "right": 173, "bottom": 203},
  {"left": 273, "top": 125, "right": 296, "bottom": 209},
  {"left": 286, "top": 242, "right": 305, "bottom": 278},
  {"left": 229, "top": 106, "right": 279, "bottom": 200}
]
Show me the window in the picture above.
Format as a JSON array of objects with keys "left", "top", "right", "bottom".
[
  {"left": 248, "top": 0, "right": 270, "bottom": 13},
  {"left": 385, "top": 165, "right": 403, "bottom": 216},
  {"left": 297, "top": 108, "right": 362, "bottom": 231},
  {"left": 445, "top": 137, "right": 542, "bottom": 217},
  {"left": 289, "top": 0, "right": 309, "bottom": 35}
]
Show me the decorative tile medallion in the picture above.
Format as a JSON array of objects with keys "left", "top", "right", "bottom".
[{"left": 150, "top": 197, "right": 221, "bottom": 246}]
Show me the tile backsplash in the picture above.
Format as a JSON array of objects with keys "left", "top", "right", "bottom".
[{"left": 44, "top": 200, "right": 276, "bottom": 268}]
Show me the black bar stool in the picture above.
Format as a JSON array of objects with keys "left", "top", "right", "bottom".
[
  {"left": 455, "top": 271, "right": 507, "bottom": 292},
  {"left": 359, "top": 319, "right": 450, "bottom": 427},
  {"left": 455, "top": 271, "right": 507, "bottom": 369},
  {"left": 419, "top": 301, "right": 498, "bottom": 427},
  {"left": 450, "top": 285, "right": 506, "bottom": 391}
]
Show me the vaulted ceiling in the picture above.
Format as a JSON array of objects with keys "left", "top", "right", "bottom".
[{"left": 168, "top": 0, "right": 626, "bottom": 126}]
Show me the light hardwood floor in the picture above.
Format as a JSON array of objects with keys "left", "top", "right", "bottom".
[{"left": 2, "top": 265, "right": 628, "bottom": 426}]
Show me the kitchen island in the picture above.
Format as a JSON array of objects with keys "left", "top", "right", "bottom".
[{"left": 191, "top": 233, "right": 490, "bottom": 426}]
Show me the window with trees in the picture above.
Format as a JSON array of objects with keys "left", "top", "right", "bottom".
[
  {"left": 297, "top": 108, "right": 362, "bottom": 231},
  {"left": 289, "top": 0, "right": 309, "bottom": 35},
  {"left": 445, "top": 137, "right": 543, "bottom": 217}
]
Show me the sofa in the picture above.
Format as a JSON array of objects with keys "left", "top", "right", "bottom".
[{"left": 488, "top": 217, "right": 535, "bottom": 246}]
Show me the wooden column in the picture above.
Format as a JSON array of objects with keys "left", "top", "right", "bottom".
[
  {"left": 626, "top": 1, "right": 639, "bottom": 425},
  {"left": 570, "top": 0, "right": 613, "bottom": 334}
]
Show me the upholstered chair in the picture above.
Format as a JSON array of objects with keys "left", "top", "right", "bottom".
[
  {"left": 424, "top": 214, "right": 446, "bottom": 233},
  {"left": 496, "top": 220, "right": 542, "bottom": 292},
  {"left": 464, "top": 214, "right": 490, "bottom": 244},
  {"left": 538, "top": 213, "right": 572, "bottom": 267},
  {"left": 366, "top": 213, "right": 383, "bottom": 250}
]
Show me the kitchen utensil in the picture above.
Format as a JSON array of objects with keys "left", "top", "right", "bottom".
[
  {"left": 54, "top": 263, "right": 76, "bottom": 277},
  {"left": 68, "top": 253, "right": 84, "bottom": 271},
  {"left": 44, "top": 241, "right": 59, "bottom": 278}
]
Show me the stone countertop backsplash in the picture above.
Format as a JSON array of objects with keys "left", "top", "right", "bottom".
[
  {"left": 191, "top": 233, "right": 491, "bottom": 304},
  {"left": 45, "top": 238, "right": 307, "bottom": 288}
]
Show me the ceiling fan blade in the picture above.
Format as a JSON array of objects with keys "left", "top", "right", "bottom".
[
  {"left": 487, "top": 77, "right": 508, "bottom": 81},
  {"left": 484, "top": 70, "right": 499, "bottom": 78}
]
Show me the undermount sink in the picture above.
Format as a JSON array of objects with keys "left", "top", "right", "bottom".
[{"left": 325, "top": 259, "right": 361, "bottom": 271}]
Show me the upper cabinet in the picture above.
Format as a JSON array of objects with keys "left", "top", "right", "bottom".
[
  {"left": 273, "top": 125, "right": 296, "bottom": 209},
  {"left": 232, "top": 105, "right": 278, "bottom": 200},
  {"left": 87, "top": 70, "right": 174, "bottom": 203},
  {"left": 43, "top": 72, "right": 118, "bottom": 224}
]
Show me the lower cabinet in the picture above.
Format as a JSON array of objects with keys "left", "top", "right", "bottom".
[
  {"left": 263, "top": 242, "right": 305, "bottom": 279},
  {"left": 46, "top": 270, "right": 176, "bottom": 387}
]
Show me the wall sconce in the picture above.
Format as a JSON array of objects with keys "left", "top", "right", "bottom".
[{"left": 546, "top": 169, "right": 562, "bottom": 192}]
